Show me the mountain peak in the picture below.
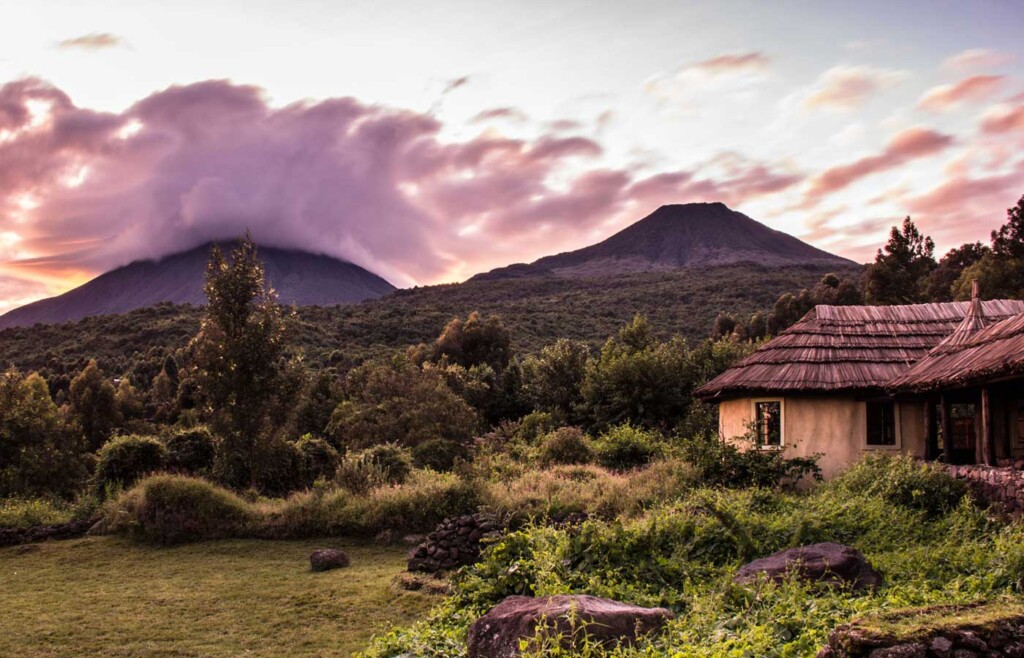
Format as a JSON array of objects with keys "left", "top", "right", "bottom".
[{"left": 473, "top": 202, "right": 856, "bottom": 280}]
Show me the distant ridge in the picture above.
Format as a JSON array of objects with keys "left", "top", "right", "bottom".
[
  {"left": 0, "top": 244, "right": 396, "bottom": 329},
  {"left": 473, "top": 202, "right": 856, "bottom": 280}
]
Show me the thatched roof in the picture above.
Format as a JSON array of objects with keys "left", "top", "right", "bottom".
[
  {"left": 696, "top": 300, "right": 1024, "bottom": 399},
  {"left": 888, "top": 309, "right": 1024, "bottom": 392}
]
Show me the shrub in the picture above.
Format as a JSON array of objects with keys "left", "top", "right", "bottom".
[
  {"left": 0, "top": 498, "right": 71, "bottom": 528},
  {"left": 831, "top": 454, "right": 968, "bottom": 517},
  {"left": 94, "top": 435, "right": 167, "bottom": 495},
  {"left": 592, "top": 424, "right": 663, "bottom": 470},
  {"left": 338, "top": 470, "right": 483, "bottom": 535},
  {"left": 679, "top": 434, "right": 821, "bottom": 488},
  {"left": 99, "top": 474, "right": 255, "bottom": 544},
  {"left": 412, "top": 439, "right": 468, "bottom": 472},
  {"left": 361, "top": 443, "right": 413, "bottom": 484},
  {"left": 213, "top": 436, "right": 303, "bottom": 497},
  {"left": 335, "top": 454, "right": 390, "bottom": 494},
  {"left": 164, "top": 426, "right": 216, "bottom": 475},
  {"left": 295, "top": 434, "right": 340, "bottom": 486},
  {"left": 537, "top": 427, "right": 594, "bottom": 466}
]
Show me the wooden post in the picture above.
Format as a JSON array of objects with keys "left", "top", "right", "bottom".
[
  {"left": 981, "top": 387, "right": 994, "bottom": 466},
  {"left": 940, "top": 394, "right": 952, "bottom": 464},
  {"left": 924, "top": 397, "right": 936, "bottom": 461}
]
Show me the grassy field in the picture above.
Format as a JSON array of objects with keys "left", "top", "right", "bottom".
[{"left": 0, "top": 537, "right": 434, "bottom": 657}]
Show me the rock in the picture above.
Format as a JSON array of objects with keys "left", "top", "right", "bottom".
[
  {"left": 930, "top": 636, "right": 953, "bottom": 657},
  {"left": 867, "top": 645, "right": 925, "bottom": 658},
  {"left": 309, "top": 548, "right": 350, "bottom": 572},
  {"left": 407, "top": 513, "right": 506, "bottom": 575},
  {"left": 466, "top": 594, "right": 673, "bottom": 658},
  {"left": 402, "top": 534, "right": 425, "bottom": 546},
  {"left": 733, "top": 542, "right": 882, "bottom": 590}
]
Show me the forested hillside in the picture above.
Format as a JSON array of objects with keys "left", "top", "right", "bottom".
[{"left": 0, "top": 262, "right": 851, "bottom": 375}]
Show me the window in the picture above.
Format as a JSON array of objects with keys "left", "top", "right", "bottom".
[
  {"left": 866, "top": 400, "right": 897, "bottom": 447},
  {"left": 754, "top": 400, "right": 782, "bottom": 447}
]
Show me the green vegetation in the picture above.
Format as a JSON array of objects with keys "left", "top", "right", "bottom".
[
  {"left": 0, "top": 263, "right": 840, "bottom": 377},
  {"left": 0, "top": 537, "right": 433, "bottom": 657},
  {"left": 361, "top": 460, "right": 1024, "bottom": 657}
]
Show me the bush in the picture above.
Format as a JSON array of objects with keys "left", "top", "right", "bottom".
[
  {"left": 679, "top": 434, "right": 821, "bottom": 488},
  {"left": 831, "top": 454, "right": 968, "bottom": 517},
  {"left": 361, "top": 443, "right": 413, "bottom": 484},
  {"left": 0, "top": 498, "right": 72, "bottom": 528},
  {"left": 537, "top": 427, "right": 594, "bottom": 466},
  {"left": 164, "top": 426, "right": 216, "bottom": 475},
  {"left": 338, "top": 470, "right": 483, "bottom": 535},
  {"left": 412, "top": 439, "right": 468, "bottom": 472},
  {"left": 335, "top": 454, "right": 390, "bottom": 494},
  {"left": 295, "top": 435, "right": 340, "bottom": 486},
  {"left": 212, "top": 436, "right": 303, "bottom": 497},
  {"left": 94, "top": 435, "right": 167, "bottom": 495},
  {"left": 592, "top": 424, "right": 663, "bottom": 470},
  {"left": 99, "top": 474, "right": 255, "bottom": 544}
]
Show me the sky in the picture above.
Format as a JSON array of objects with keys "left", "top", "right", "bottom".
[{"left": 1, "top": 0, "right": 1023, "bottom": 313}]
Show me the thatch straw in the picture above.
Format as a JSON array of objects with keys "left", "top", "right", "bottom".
[{"left": 696, "top": 300, "right": 1024, "bottom": 399}]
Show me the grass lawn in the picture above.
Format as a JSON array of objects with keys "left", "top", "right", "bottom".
[{"left": 0, "top": 536, "right": 435, "bottom": 657}]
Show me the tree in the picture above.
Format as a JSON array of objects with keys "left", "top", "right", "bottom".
[
  {"left": 426, "top": 312, "right": 512, "bottom": 373},
  {"left": 295, "top": 369, "right": 341, "bottom": 437},
  {"left": 864, "top": 217, "right": 936, "bottom": 304},
  {"left": 190, "top": 236, "right": 300, "bottom": 490},
  {"left": 116, "top": 376, "right": 146, "bottom": 421},
  {"left": 69, "top": 360, "right": 122, "bottom": 451},
  {"left": 953, "top": 196, "right": 1024, "bottom": 300},
  {"left": 992, "top": 195, "right": 1024, "bottom": 260},
  {"left": 0, "top": 368, "right": 89, "bottom": 498},
  {"left": 927, "top": 242, "right": 989, "bottom": 302},
  {"left": 326, "top": 357, "right": 478, "bottom": 451},
  {"left": 581, "top": 315, "right": 693, "bottom": 432},
  {"left": 520, "top": 339, "right": 590, "bottom": 423}
]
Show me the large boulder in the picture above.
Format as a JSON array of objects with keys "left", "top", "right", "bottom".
[
  {"left": 734, "top": 542, "right": 882, "bottom": 590},
  {"left": 309, "top": 548, "right": 350, "bottom": 572},
  {"left": 467, "top": 594, "right": 673, "bottom": 658}
]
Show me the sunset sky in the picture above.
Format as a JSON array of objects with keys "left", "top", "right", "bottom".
[{"left": 1, "top": 0, "right": 1023, "bottom": 313}]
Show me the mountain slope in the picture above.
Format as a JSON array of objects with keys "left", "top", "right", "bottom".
[
  {"left": 474, "top": 202, "right": 856, "bottom": 280},
  {"left": 0, "top": 245, "right": 395, "bottom": 329}
]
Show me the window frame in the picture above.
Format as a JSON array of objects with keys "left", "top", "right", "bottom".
[
  {"left": 751, "top": 398, "right": 785, "bottom": 449},
  {"left": 864, "top": 399, "right": 901, "bottom": 450}
]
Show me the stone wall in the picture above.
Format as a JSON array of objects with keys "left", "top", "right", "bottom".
[
  {"left": 407, "top": 513, "right": 503, "bottom": 574},
  {"left": 817, "top": 604, "right": 1024, "bottom": 657},
  {"left": 943, "top": 463, "right": 1024, "bottom": 514}
]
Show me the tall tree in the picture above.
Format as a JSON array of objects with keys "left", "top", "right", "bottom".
[
  {"left": 927, "top": 242, "right": 989, "bottom": 302},
  {"left": 954, "top": 195, "right": 1024, "bottom": 300},
  {"left": 864, "top": 217, "right": 936, "bottom": 304},
  {"left": 0, "top": 369, "right": 89, "bottom": 498},
  {"left": 190, "top": 235, "right": 299, "bottom": 489},
  {"left": 69, "top": 360, "right": 121, "bottom": 451}
]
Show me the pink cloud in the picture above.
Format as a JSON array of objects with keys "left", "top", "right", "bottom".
[
  {"left": 903, "top": 162, "right": 1024, "bottom": 248},
  {"left": 0, "top": 78, "right": 808, "bottom": 291},
  {"left": 692, "top": 52, "right": 770, "bottom": 74},
  {"left": 917, "top": 75, "right": 1004, "bottom": 112},
  {"left": 471, "top": 107, "right": 528, "bottom": 123},
  {"left": 57, "top": 33, "right": 123, "bottom": 51},
  {"left": 804, "top": 127, "right": 954, "bottom": 200},
  {"left": 980, "top": 98, "right": 1024, "bottom": 134},
  {"left": 802, "top": 65, "right": 906, "bottom": 111},
  {"left": 943, "top": 49, "right": 1014, "bottom": 72}
]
